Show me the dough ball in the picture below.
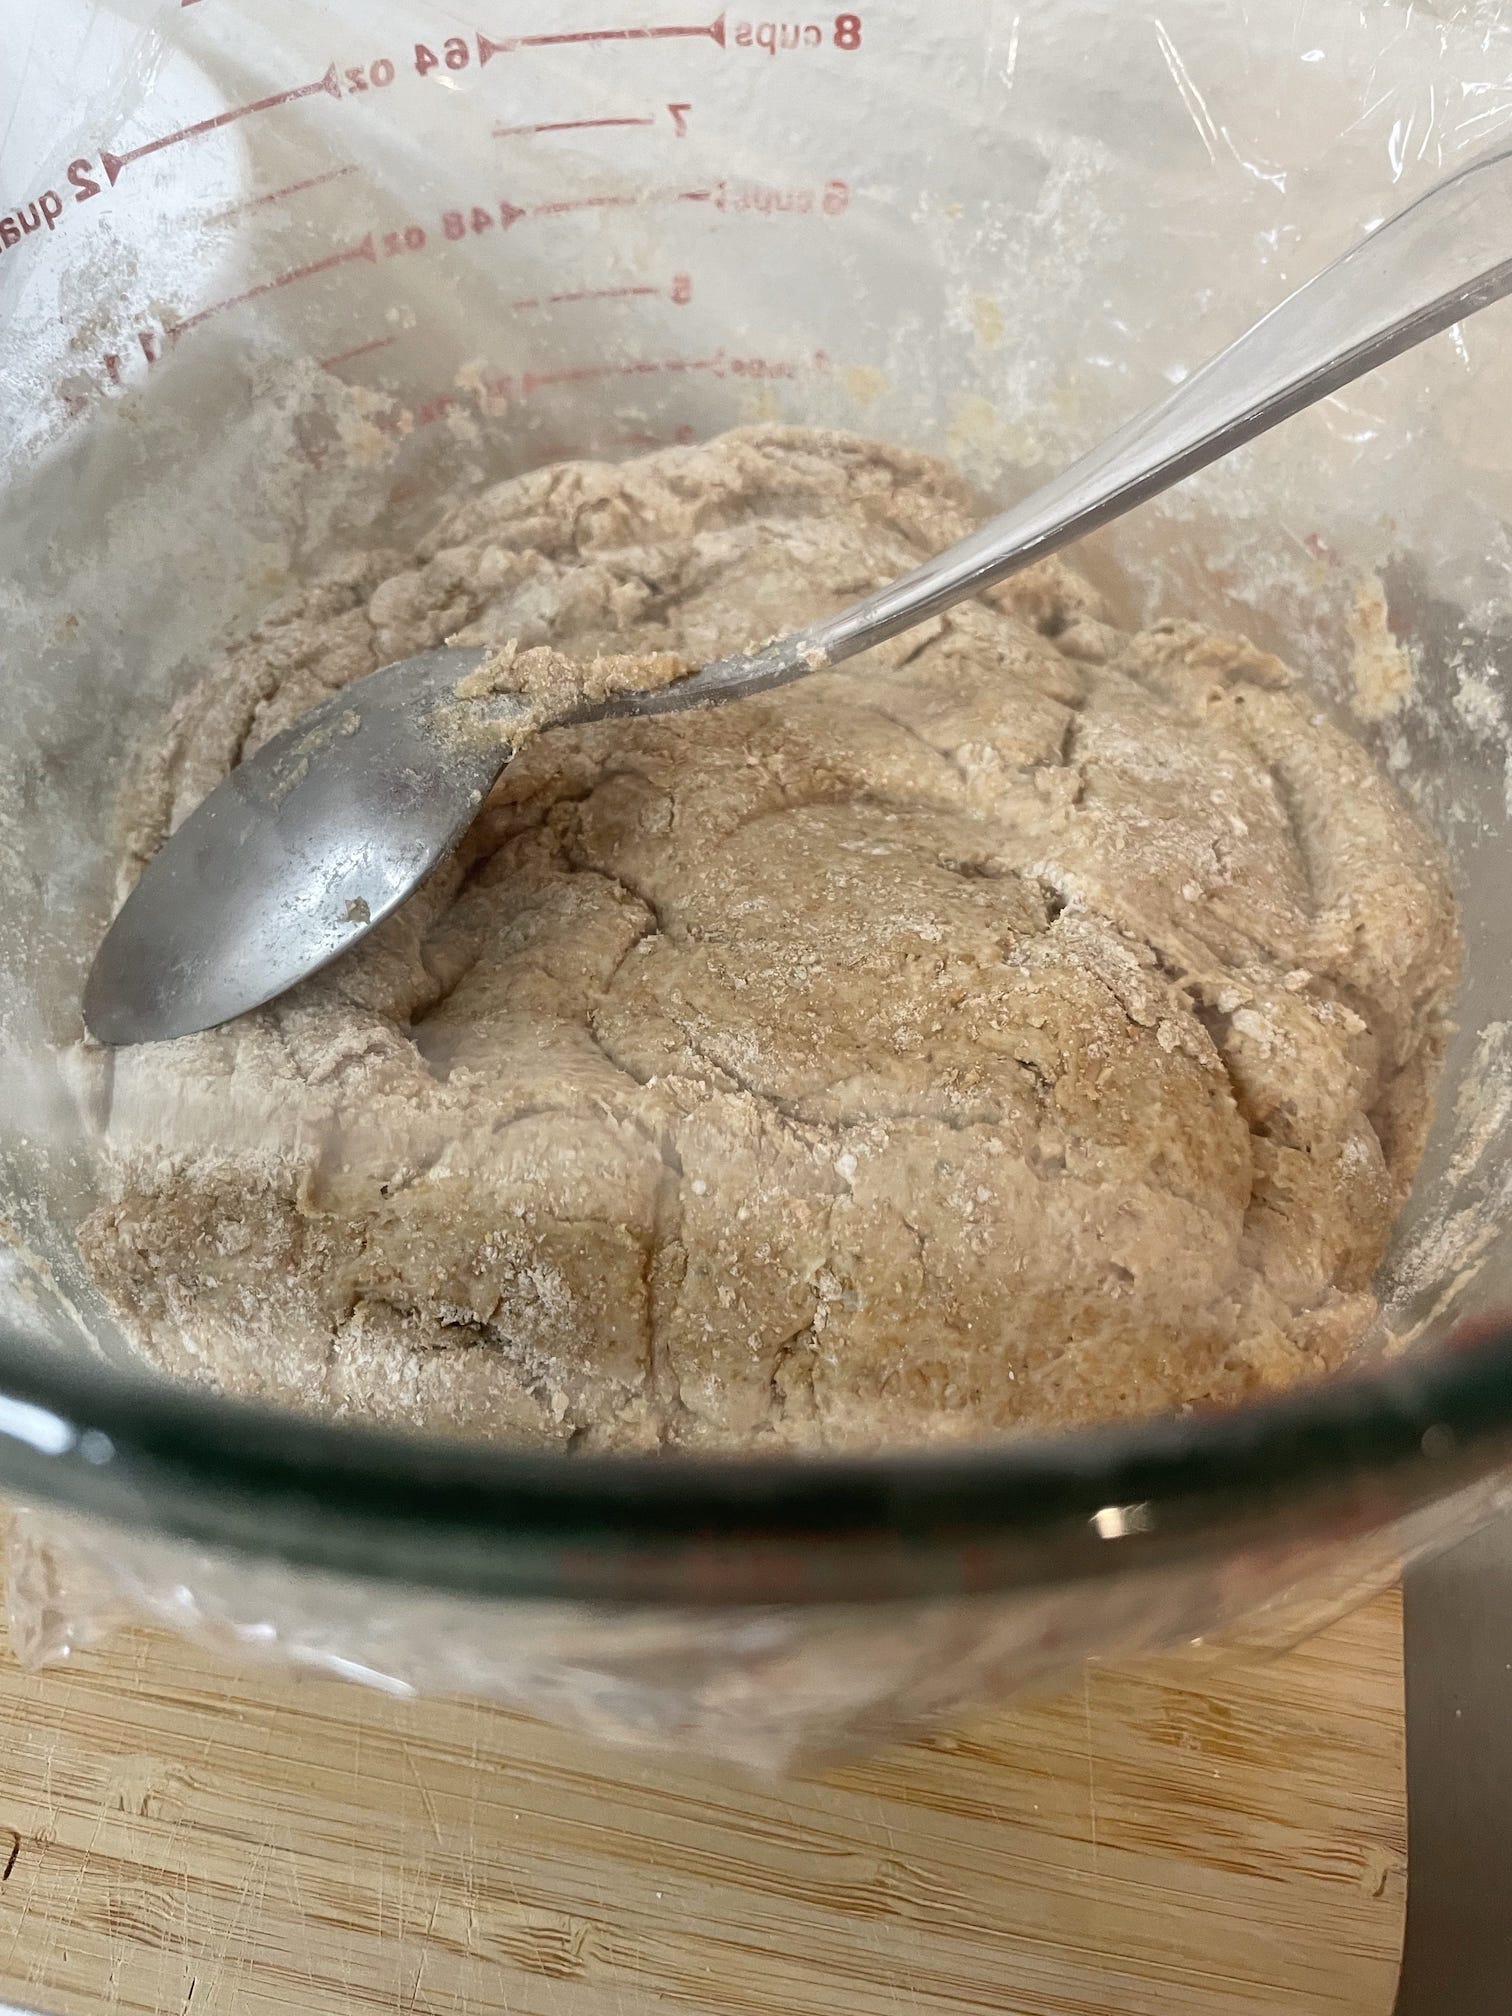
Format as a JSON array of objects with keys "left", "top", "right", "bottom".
[{"left": 81, "top": 427, "right": 1459, "bottom": 1451}]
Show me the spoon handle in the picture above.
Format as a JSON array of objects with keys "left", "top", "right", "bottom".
[{"left": 627, "top": 141, "right": 1512, "bottom": 718}]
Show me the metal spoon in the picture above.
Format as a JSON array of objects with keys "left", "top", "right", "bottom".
[{"left": 84, "top": 142, "right": 1512, "bottom": 1045}]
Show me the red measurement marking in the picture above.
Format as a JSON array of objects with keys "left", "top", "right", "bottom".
[
  {"left": 496, "top": 115, "right": 656, "bottom": 138},
  {"left": 532, "top": 192, "right": 639, "bottom": 217},
  {"left": 321, "top": 334, "right": 397, "bottom": 371},
  {"left": 367, "top": 392, "right": 459, "bottom": 437},
  {"left": 318, "top": 409, "right": 699, "bottom": 479},
  {"left": 478, "top": 13, "right": 725, "bottom": 62},
  {"left": 100, "top": 64, "right": 340, "bottom": 185},
  {"left": 544, "top": 282, "right": 657, "bottom": 304},
  {"left": 512, "top": 283, "right": 660, "bottom": 308},
  {"left": 523, "top": 187, "right": 709, "bottom": 223},
  {"left": 520, "top": 346, "right": 820, "bottom": 395},
  {"left": 169, "top": 231, "right": 375, "bottom": 336},
  {"left": 401, "top": 394, "right": 457, "bottom": 431},
  {"left": 521, "top": 351, "right": 721, "bottom": 395},
  {"left": 214, "top": 163, "right": 358, "bottom": 220},
  {"left": 436, "top": 190, "right": 707, "bottom": 234}
]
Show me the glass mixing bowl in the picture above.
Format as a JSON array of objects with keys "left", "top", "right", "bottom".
[{"left": 7, "top": 0, "right": 1512, "bottom": 1764}]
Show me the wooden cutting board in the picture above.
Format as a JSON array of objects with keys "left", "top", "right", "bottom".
[{"left": 0, "top": 1585, "right": 1406, "bottom": 2016}]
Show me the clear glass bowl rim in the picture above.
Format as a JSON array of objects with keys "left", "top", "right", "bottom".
[{"left": 1, "top": 1316, "right": 1509, "bottom": 1607}]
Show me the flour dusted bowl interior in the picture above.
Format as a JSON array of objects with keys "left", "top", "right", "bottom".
[{"left": 6, "top": 0, "right": 1512, "bottom": 1756}]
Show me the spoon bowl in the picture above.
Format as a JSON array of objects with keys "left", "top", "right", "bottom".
[{"left": 83, "top": 648, "right": 506, "bottom": 1044}]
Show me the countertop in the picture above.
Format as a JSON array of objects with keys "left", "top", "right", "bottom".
[{"left": 0, "top": 1584, "right": 1405, "bottom": 2016}]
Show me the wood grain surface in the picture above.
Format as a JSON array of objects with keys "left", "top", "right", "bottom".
[{"left": 0, "top": 1588, "right": 1405, "bottom": 2016}]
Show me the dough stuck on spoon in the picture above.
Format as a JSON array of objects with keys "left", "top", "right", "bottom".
[{"left": 445, "top": 638, "right": 695, "bottom": 744}]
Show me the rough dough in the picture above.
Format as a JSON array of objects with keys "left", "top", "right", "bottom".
[{"left": 81, "top": 426, "right": 1461, "bottom": 1451}]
